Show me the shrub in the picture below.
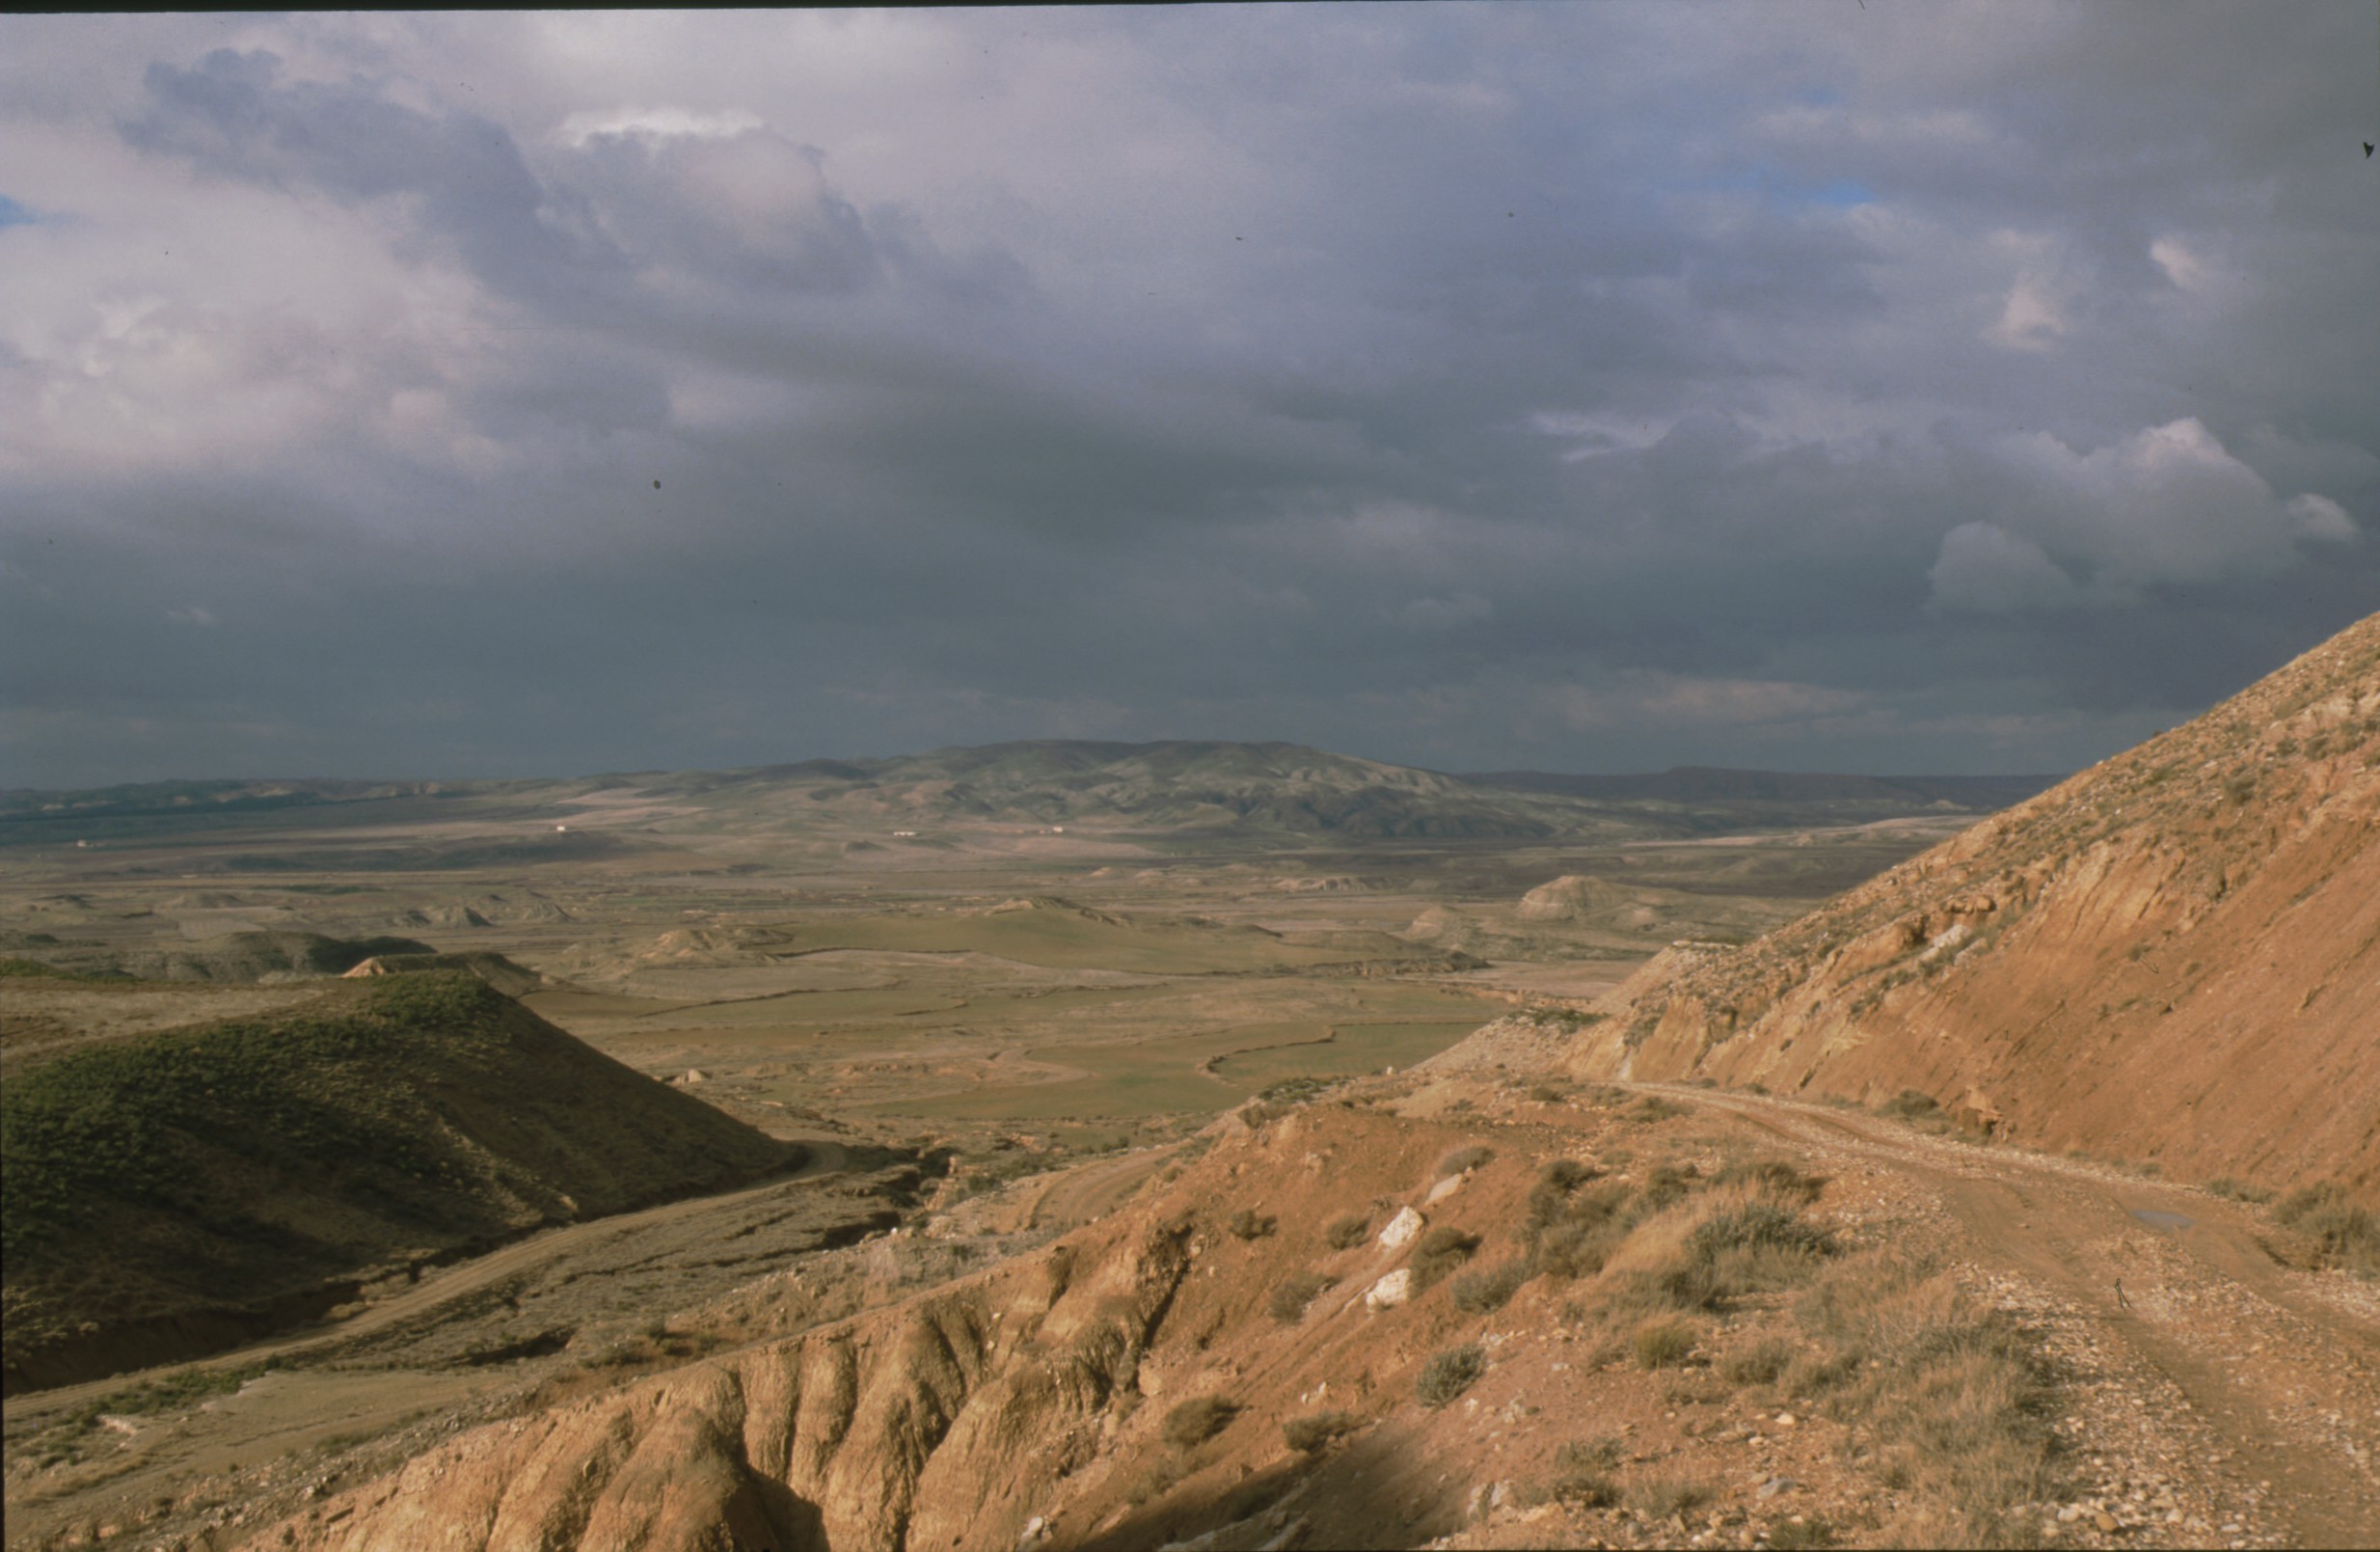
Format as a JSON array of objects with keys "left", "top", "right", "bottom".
[
  {"left": 1449, "top": 1260, "right": 1530, "bottom": 1314},
  {"left": 1538, "top": 1158, "right": 1600, "bottom": 1193},
  {"left": 1409, "top": 1225, "right": 1481, "bottom": 1290},
  {"left": 1768, "top": 1514, "right": 1839, "bottom": 1549},
  {"left": 2275, "top": 1183, "right": 2377, "bottom": 1276},
  {"left": 1714, "top": 1157, "right": 1826, "bottom": 1204},
  {"left": 1227, "top": 1209, "right": 1278, "bottom": 1240},
  {"left": 1793, "top": 1252, "right": 2057, "bottom": 1545},
  {"left": 1282, "top": 1409, "right": 1360, "bottom": 1453},
  {"left": 1876, "top": 1089, "right": 1939, "bottom": 1120},
  {"left": 2204, "top": 1177, "right": 2273, "bottom": 1204},
  {"left": 1268, "top": 1270, "right": 1337, "bottom": 1323},
  {"left": 1415, "top": 1344, "right": 1486, "bottom": 1407},
  {"left": 1546, "top": 1438, "right": 1621, "bottom": 1507},
  {"left": 1323, "top": 1212, "right": 1373, "bottom": 1250},
  {"left": 1690, "top": 1202, "right": 1838, "bottom": 1261},
  {"left": 1718, "top": 1337, "right": 1796, "bottom": 1386},
  {"left": 1633, "top": 1317, "right": 1696, "bottom": 1370},
  {"left": 1162, "top": 1395, "right": 1240, "bottom": 1449},
  {"left": 1628, "top": 1474, "right": 1714, "bottom": 1519},
  {"left": 1636, "top": 1162, "right": 1700, "bottom": 1214},
  {"left": 1629, "top": 1097, "right": 1690, "bottom": 1123},
  {"left": 1122, "top": 1457, "right": 1184, "bottom": 1506},
  {"left": 1436, "top": 1145, "right": 1495, "bottom": 1179}
]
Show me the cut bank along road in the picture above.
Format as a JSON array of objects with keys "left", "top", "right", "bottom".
[{"left": 1625, "top": 1080, "right": 2380, "bottom": 1549}]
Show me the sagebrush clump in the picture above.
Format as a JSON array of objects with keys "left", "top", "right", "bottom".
[
  {"left": 1323, "top": 1212, "right": 1372, "bottom": 1250},
  {"left": 1416, "top": 1344, "right": 1486, "bottom": 1407},
  {"left": 1161, "top": 1395, "right": 1240, "bottom": 1449},
  {"left": 1282, "top": 1409, "right": 1360, "bottom": 1453},
  {"left": 1268, "top": 1269, "right": 1337, "bottom": 1323}
]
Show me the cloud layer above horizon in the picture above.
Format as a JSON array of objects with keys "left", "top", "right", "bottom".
[{"left": 5, "top": 5, "right": 2374, "bottom": 787}]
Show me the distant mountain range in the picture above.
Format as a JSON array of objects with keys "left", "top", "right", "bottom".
[
  {"left": 3, "top": 743, "right": 2065, "bottom": 851},
  {"left": 1467, "top": 767, "right": 2059, "bottom": 810}
]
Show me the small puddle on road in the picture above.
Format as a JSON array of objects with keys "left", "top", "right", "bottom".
[{"left": 2130, "top": 1208, "right": 2193, "bottom": 1232}]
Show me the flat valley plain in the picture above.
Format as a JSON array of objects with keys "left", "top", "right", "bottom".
[{"left": 0, "top": 762, "right": 1991, "bottom": 1546}]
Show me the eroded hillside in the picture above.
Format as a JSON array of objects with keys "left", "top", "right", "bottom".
[
  {"left": 1568, "top": 613, "right": 2380, "bottom": 1194},
  {"left": 235, "top": 1068, "right": 2379, "bottom": 1552}
]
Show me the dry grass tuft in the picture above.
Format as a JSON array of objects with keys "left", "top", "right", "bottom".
[
  {"left": 1226, "top": 1208, "right": 1278, "bottom": 1240},
  {"left": 1161, "top": 1394, "right": 1241, "bottom": 1450},
  {"left": 1633, "top": 1316, "right": 1697, "bottom": 1370},
  {"left": 1627, "top": 1473, "right": 1714, "bottom": 1519},
  {"left": 1435, "top": 1144, "right": 1496, "bottom": 1179},
  {"left": 1268, "top": 1269, "right": 1338, "bottom": 1323},
  {"left": 1794, "top": 1252, "right": 2058, "bottom": 1547},
  {"left": 1449, "top": 1259, "right": 1530, "bottom": 1314},
  {"left": 1409, "top": 1224, "right": 1481, "bottom": 1290},
  {"left": 1546, "top": 1437, "right": 1622, "bottom": 1506},
  {"left": 1416, "top": 1344, "right": 1486, "bottom": 1407},
  {"left": 1282, "top": 1408, "right": 1361, "bottom": 1453},
  {"left": 1323, "top": 1212, "right": 1373, "bottom": 1250},
  {"left": 2274, "top": 1182, "right": 2377, "bottom": 1277},
  {"left": 1718, "top": 1336, "right": 1796, "bottom": 1386}
]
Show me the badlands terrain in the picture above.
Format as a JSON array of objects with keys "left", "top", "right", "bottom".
[{"left": 1, "top": 618, "right": 2374, "bottom": 1551}]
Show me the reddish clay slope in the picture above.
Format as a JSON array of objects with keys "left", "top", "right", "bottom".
[{"left": 1568, "top": 613, "right": 2380, "bottom": 1194}]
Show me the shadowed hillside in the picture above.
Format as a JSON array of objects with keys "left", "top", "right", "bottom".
[
  {"left": 1, "top": 973, "right": 798, "bottom": 1394},
  {"left": 1567, "top": 613, "right": 2380, "bottom": 1194}
]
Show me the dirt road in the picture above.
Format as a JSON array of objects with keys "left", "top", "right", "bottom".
[{"left": 1628, "top": 1081, "right": 2380, "bottom": 1549}]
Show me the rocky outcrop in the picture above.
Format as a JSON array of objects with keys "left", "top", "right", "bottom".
[{"left": 1568, "top": 613, "right": 2380, "bottom": 1193}]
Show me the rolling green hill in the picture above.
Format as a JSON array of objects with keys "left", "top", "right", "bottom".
[{"left": 1, "top": 972, "right": 798, "bottom": 1394}]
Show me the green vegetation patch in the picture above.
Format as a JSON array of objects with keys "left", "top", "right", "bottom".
[{"left": 3, "top": 973, "right": 791, "bottom": 1386}]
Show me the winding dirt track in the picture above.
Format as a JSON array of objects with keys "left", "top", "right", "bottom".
[
  {"left": 2, "top": 1143, "right": 852, "bottom": 1428},
  {"left": 1628, "top": 1082, "right": 2380, "bottom": 1549}
]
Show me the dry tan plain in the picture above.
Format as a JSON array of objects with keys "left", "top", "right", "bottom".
[{"left": 2, "top": 695, "right": 2372, "bottom": 1552}]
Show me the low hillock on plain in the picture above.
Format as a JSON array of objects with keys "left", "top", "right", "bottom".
[
  {"left": 0, "top": 972, "right": 798, "bottom": 1394},
  {"left": 1571, "top": 612, "right": 2380, "bottom": 1194}
]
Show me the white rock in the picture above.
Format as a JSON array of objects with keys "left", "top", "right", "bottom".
[
  {"left": 1425, "top": 1174, "right": 1465, "bottom": 1206},
  {"left": 1378, "top": 1206, "right": 1425, "bottom": 1249},
  {"left": 1366, "top": 1268, "right": 1413, "bottom": 1311}
]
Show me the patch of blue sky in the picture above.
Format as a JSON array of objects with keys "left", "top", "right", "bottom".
[
  {"left": 1669, "top": 165, "right": 1873, "bottom": 209},
  {"left": 0, "top": 195, "right": 42, "bottom": 229}
]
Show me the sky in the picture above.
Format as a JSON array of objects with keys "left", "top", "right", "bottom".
[{"left": 3, "top": 5, "right": 2375, "bottom": 789}]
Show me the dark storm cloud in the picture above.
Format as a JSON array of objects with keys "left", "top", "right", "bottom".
[{"left": 2, "top": 5, "right": 2373, "bottom": 788}]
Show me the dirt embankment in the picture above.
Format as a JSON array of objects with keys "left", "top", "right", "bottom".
[
  {"left": 230, "top": 1067, "right": 2377, "bottom": 1552},
  {"left": 1565, "top": 613, "right": 2380, "bottom": 1194}
]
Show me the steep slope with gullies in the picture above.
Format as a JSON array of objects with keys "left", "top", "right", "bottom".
[{"left": 1567, "top": 613, "right": 2380, "bottom": 1193}]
